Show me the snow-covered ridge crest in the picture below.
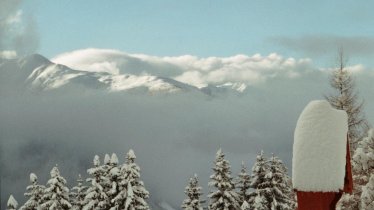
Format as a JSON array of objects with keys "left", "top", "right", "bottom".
[
  {"left": 292, "top": 100, "right": 348, "bottom": 192},
  {"left": 0, "top": 54, "right": 249, "bottom": 95}
]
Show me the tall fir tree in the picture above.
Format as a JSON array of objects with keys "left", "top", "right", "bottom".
[
  {"left": 265, "top": 155, "right": 295, "bottom": 210},
  {"left": 107, "top": 153, "right": 121, "bottom": 204},
  {"left": 7, "top": 195, "right": 18, "bottom": 210},
  {"left": 102, "top": 154, "right": 113, "bottom": 198},
  {"left": 208, "top": 149, "right": 241, "bottom": 210},
  {"left": 20, "top": 173, "right": 45, "bottom": 210},
  {"left": 111, "top": 149, "right": 150, "bottom": 210},
  {"left": 40, "top": 166, "right": 72, "bottom": 210},
  {"left": 70, "top": 174, "right": 88, "bottom": 210},
  {"left": 83, "top": 155, "right": 110, "bottom": 210},
  {"left": 325, "top": 50, "right": 369, "bottom": 147},
  {"left": 325, "top": 50, "right": 370, "bottom": 210},
  {"left": 248, "top": 151, "right": 269, "bottom": 208},
  {"left": 360, "top": 174, "right": 374, "bottom": 210},
  {"left": 236, "top": 161, "right": 251, "bottom": 206},
  {"left": 181, "top": 174, "right": 204, "bottom": 210}
]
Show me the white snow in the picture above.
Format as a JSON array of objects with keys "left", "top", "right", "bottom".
[
  {"left": 292, "top": 100, "right": 348, "bottom": 192},
  {"left": 93, "top": 155, "right": 100, "bottom": 166},
  {"left": 217, "top": 82, "right": 247, "bottom": 92},
  {"left": 127, "top": 149, "right": 136, "bottom": 159},
  {"left": 7, "top": 195, "right": 18, "bottom": 208},
  {"left": 361, "top": 174, "right": 374, "bottom": 209},
  {"left": 104, "top": 154, "right": 110, "bottom": 165},
  {"left": 110, "top": 153, "right": 118, "bottom": 165},
  {"left": 30, "top": 173, "right": 37, "bottom": 183}
]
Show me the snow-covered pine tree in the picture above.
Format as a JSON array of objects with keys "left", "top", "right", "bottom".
[
  {"left": 248, "top": 151, "right": 269, "bottom": 208},
  {"left": 236, "top": 161, "right": 251, "bottom": 206},
  {"left": 107, "top": 153, "right": 121, "bottom": 203},
  {"left": 252, "top": 194, "right": 268, "bottom": 210},
  {"left": 181, "top": 174, "right": 204, "bottom": 210},
  {"left": 111, "top": 149, "right": 150, "bottom": 210},
  {"left": 40, "top": 166, "right": 72, "bottom": 210},
  {"left": 361, "top": 174, "right": 374, "bottom": 209},
  {"left": 265, "top": 155, "right": 294, "bottom": 210},
  {"left": 20, "top": 173, "right": 45, "bottom": 210},
  {"left": 104, "top": 154, "right": 111, "bottom": 166},
  {"left": 208, "top": 149, "right": 241, "bottom": 210},
  {"left": 338, "top": 129, "right": 374, "bottom": 209},
  {"left": 102, "top": 153, "right": 112, "bottom": 194},
  {"left": 353, "top": 129, "right": 374, "bottom": 169},
  {"left": 325, "top": 50, "right": 369, "bottom": 146},
  {"left": 83, "top": 155, "right": 110, "bottom": 210},
  {"left": 240, "top": 200, "right": 250, "bottom": 210},
  {"left": 7, "top": 195, "right": 18, "bottom": 210},
  {"left": 70, "top": 174, "right": 88, "bottom": 210}
]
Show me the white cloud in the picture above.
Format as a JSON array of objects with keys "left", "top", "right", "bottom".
[
  {"left": 0, "top": 50, "right": 17, "bottom": 59},
  {"left": 320, "top": 64, "right": 366, "bottom": 75},
  {"left": 5, "top": 10, "right": 22, "bottom": 24},
  {"left": 52, "top": 48, "right": 314, "bottom": 87},
  {"left": 0, "top": 0, "right": 39, "bottom": 55}
]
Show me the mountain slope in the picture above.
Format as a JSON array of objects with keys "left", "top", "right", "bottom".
[
  {"left": 0, "top": 54, "right": 248, "bottom": 95},
  {"left": 0, "top": 54, "right": 203, "bottom": 94}
]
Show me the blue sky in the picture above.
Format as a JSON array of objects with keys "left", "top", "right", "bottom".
[{"left": 22, "top": 0, "right": 374, "bottom": 66}]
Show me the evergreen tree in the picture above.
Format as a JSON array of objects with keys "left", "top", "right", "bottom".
[
  {"left": 107, "top": 153, "right": 121, "bottom": 204},
  {"left": 252, "top": 194, "right": 268, "bottom": 210},
  {"left": 83, "top": 155, "right": 110, "bottom": 210},
  {"left": 104, "top": 154, "right": 111, "bottom": 166},
  {"left": 265, "top": 155, "right": 294, "bottom": 210},
  {"left": 181, "top": 174, "right": 204, "bottom": 210},
  {"left": 240, "top": 200, "right": 250, "bottom": 210},
  {"left": 40, "top": 166, "right": 72, "bottom": 210},
  {"left": 208, "top": 149, "right": 241, "bottom": 210},
  {"left": 102, "top": 154, "right": 113, "bottom": 196},
  {"left": 248, "top": 151, "right": 269, "bottom": 207},
  {"left": 111, "top": 149, "right": 150, "bottom": 210},
  {"left": 338, "top": 129, "right": 374, "bottom": 209},
  {"left": 325, "top": 50, "right": 369, "bottom": 147},
  {"left": 236, "top": 161, "right": 251, "bottom": 206},
  {"left": 7, "top": 195, "right": 18, "bottom": 210},
  {"left": 352, "top": 129, "right": 374, "bottom": 174},
  {"left": 361, "top": 174, "right": 374, "bottom": 210},
  {"left": 70, "top": 174, "right": 88, "bottom": 210},
  {"left": 20, "top": 173, "right": 45, "bottom": 210}
]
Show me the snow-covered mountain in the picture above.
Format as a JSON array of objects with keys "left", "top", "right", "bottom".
[{"left": 0, "top": 54, "right": 248, "bottom": 95}]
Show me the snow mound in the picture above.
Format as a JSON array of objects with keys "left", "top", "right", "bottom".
[
  {"left": 127, "top": 149, "right": 136, "bottom": 159},
  {"left": 7, "top": 195, "right": 18, "bottom": 208},
  {"left": 110, "top": 153, "right": 118, "bottom": 165},
  {"left": 30, "top": 173, "right": 38, "bottom": 183},
  {"left": 292, "top": 100, "right": 348, "bottom": 192}
]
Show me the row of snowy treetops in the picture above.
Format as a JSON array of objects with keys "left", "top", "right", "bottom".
[{"left": 7, "top": 148, "right": 297, "bottom": 210}]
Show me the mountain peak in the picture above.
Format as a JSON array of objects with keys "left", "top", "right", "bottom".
[{"left": 18, "top": 54, "right": 51, "bottom": 69}]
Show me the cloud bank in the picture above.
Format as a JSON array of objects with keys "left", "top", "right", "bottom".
[
  {"left": 271, "top": 35, "right": 374, "bottom": 57},
  {"left": 52, "top": 49, "right": 314, "bottom": 88},
  {"left": 0, "top": 0, "right": 39, "bottom": 57}
]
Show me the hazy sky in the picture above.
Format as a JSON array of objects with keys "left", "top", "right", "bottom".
[{"left": 19, "top": 0, "right": 374, "bottom": 66}]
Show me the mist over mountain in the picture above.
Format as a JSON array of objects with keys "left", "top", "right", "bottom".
[{"left": 1, "top": 50, "right": 373, "bottom": 209}]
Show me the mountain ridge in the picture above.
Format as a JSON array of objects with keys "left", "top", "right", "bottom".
[{"left": 0, "top": 54, "right": 248, "bottom": 95}]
